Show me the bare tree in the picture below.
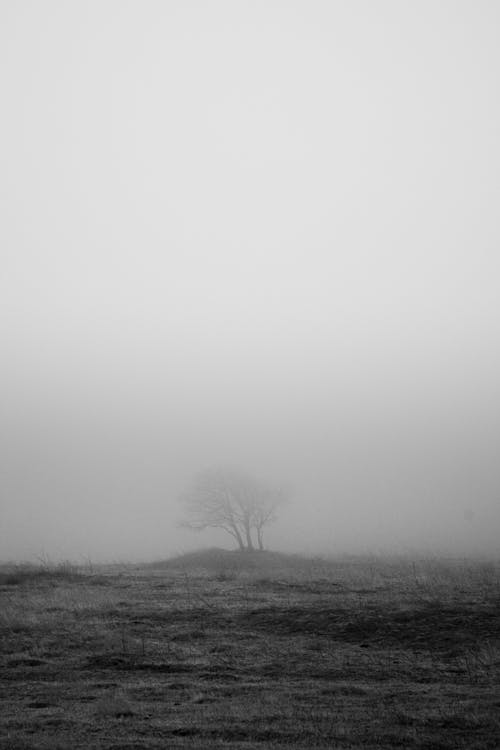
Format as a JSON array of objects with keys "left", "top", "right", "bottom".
[
  {"left": 180, "top": 467, "right": 286, "bottom": 551},
  {"left": 250, "top": 487, "right": 286, "bottom": 551}
]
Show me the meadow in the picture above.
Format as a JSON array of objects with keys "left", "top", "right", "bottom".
[{"left": 0, "top": 550, "right": 499, "bottom": 749}]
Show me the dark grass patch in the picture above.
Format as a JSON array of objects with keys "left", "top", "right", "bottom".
[
  {"left": 241, "top": 600, "right": 500, "bottom": 651},
  {"left": 6, "top": 657, "right": 48, "bottom": 667},
  {"left": 0, "top": 742, "right": 73, "bottom": 750},
  {"left": 84, "top": 654, "right": 199, "bottom": 674}
]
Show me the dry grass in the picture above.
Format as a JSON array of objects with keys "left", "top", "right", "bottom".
[
  {"left": 0, "top": 561, "right": 84, "bottom": 586},
  {"left": 1, "top": 551, "right": 499, "bottom": 749}
]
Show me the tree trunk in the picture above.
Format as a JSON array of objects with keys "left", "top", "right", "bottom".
[
  {"left": 230, "top": 523, "right": 245, "bottom": 551},
  {"left": 244, "top": 522, "right": 254, "bottom": 551},
  {"left": 257, "top": 527, "right": 264, "bottom": 551},
  {"left": 236, "top": 536, "right": 245, "bottom": 551}
]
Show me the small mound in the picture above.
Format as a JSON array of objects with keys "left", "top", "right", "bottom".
[{"left": 149, "top": 548, "right": 313, "bottom": 575}]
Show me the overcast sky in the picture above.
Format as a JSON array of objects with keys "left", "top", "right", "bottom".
[{"left": 1, "top": 1, "right": 499, "bottom": 561}]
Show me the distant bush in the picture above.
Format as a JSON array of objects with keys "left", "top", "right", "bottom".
[{"left": 0, "top": 561, "right": 83, "bottom": 586}]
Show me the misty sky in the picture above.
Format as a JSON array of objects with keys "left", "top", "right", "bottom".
[{"left": 1, "top": 1, "right": 499, "bottom": 561}]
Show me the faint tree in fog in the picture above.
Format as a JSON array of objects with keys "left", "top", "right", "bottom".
[{"left": 179, "top": 467, "right": 286, "bottom": 551}]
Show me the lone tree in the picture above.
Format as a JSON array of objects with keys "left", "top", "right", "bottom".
[{"left": 180, "top": 467, "right": 286, "bottom": 551}]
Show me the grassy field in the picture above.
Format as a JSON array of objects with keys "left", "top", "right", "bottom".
[{"left": 1, "top": 550, "right": 499, "bottom": 749}]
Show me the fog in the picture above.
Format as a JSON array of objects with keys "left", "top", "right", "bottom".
[{"left": 1, "top": 1, "right": 499, "bottom": 562}]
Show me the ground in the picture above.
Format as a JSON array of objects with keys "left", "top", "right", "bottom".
[{"left": 1, "top": 550, "right": 499, "bottom": 749}]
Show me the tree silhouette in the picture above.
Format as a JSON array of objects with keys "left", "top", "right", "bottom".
[{"left": 180, "top": 467, "right": 286, "bottom": 551}]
